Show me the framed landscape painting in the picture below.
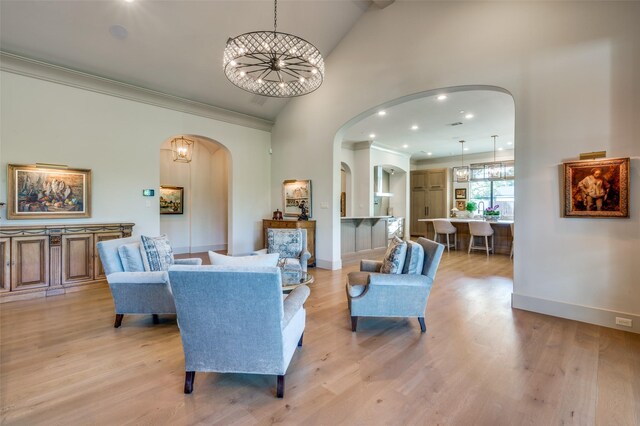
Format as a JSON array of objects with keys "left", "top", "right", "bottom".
[
  {"left": 7, "top": 164, "right": 91, "bottom": 220},
  {"left": 455, "top": 188, "right": 467, "bottom": 200},
  {"left": 563, "top": 157, "right": 629, "bottom": 218},
  {"left": 160, "top": 186, "right": 184, "bottom": 214}
]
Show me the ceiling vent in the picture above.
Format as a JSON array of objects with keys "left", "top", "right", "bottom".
[{"left": 449, "top": 122, "right": 463, "bottom": 126}]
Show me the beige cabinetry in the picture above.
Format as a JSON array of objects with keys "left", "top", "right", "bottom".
[
  {"left": 262, "top": 220, "right": 316, "bottom": 266},
  {"left": 411, "top": 169, "right": 448, "bottom": 236},
  {"left": 0, "top": 223, "right": 134, "bottom": 303},
  {"left": 0, "top": 238, "right": 10, "bottom": 292}
]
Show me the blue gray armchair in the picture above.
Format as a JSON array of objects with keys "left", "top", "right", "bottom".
[
  {"left": 168, "top": 265, "right": 310, "bottom": 398},
  {"left": 96, "top": 236, "right": 202, "bottom": 328},
  {"left": 252, "top": 228, "right": 311, "bottom": 272},
  {"left": 346, "top": 237, "right": 444, "bottom": 333}
]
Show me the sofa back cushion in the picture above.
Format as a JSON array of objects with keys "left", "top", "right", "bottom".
[
  {"left": 402, "top": 240, "right": 425, "bottom": 275},
  {"left": 209, "top": 251, "right": 279, "bottom": 267},
  {"left": 140, "top": 234, "right": 175, "bottom": 272},
  {"left": 117, "top": 242, "right": 146, "bottom": 272}
]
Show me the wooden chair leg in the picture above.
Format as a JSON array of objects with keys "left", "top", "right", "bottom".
[
  {"left": 276, "top": 375, "right": 285, "bottom": 398},
  {"left": 454, "top": 233, "right": 457, "bottom": 250},
  {"left": 418, "top": 317, "right": 426, "bottom": 333},
  {"left": 446, "top": 234, "right": 450, "bottom": 253},
  {"left": 485, "top": 236, "right": 489, "bottom": 255},
  {"left": 184, "top": 371, "right": 195, "bottom": 394},
  {"left": 114, "top": 314, "right": 124, "bottom": 328},
  {"left": 152, "top": 314, "right": 160, "bottom": 324},
  {"left": 468, "top": 235, "right": 473, "bottom": 254},
  {"left": 298, "top": 333, "right": 304, "bottom": 347},
  {"left": 351, "top": 316, "right": 358, "bottom": 332}
]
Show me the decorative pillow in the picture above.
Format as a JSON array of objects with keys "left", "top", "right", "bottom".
[
  {"left": 380, "top": 236, "right": 408, "bottom": 274},
  {"left": 140, "top": 235, "right": 174, "bottom": 272},
  {"left": 118, "top": 242, "right": 145, "bottom": 272},
  {"left": 267, "top": 229, "right": 303, "bottom": 259},
  {"left": 208, "top": 251, "right": 279, "bottom": 267},
  {"left": 402, "top": 240, "right": 425, "bottom": 275}
]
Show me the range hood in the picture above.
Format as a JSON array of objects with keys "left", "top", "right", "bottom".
[{"left": 374, "top": 166, "right": 393, "bottom": 197}]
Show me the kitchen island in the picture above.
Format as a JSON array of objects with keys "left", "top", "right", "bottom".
[
  {"left": 341, "top": 216, "right": 404, "bottom": 265},
  {"left": 418, "top": 217, "right": 513, "bottom": 255}
]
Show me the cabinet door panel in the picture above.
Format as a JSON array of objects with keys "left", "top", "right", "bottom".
[
  {"left": 0, "top": 238, "right": 10, "bottom": 292},
  {"left": 428, "top": 188, "right": 446, "bottom": 219},
  {"left": 411, "top": 171, "right": 427, "bottom": 189},
  {"left": 411, "top": 189, "right": 427, "bottom": 236},
  {"left": 427, "top": 169, "right": 446, "bottom": 188},
  {"left": 11, "top": 236, "right": 49, "bottom": 290},
  {"left": 62, "top": 234, "right": 94, "bottom": 284}
]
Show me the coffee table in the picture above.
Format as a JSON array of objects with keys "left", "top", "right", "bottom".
[{"left": 280, "top": 269, "right": 314, "bottom": 293}]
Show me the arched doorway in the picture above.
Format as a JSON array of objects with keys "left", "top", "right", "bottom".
[{"left": 160, "top": 135, "right": 231, "bottom": 254}]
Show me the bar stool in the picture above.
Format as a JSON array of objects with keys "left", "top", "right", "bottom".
[
  {"left": 510, "top": 223, "right": 514, "bottom": 260},
  {"left": 433, "top": 219, "right": 457, "bottom": 252},
  {"left": 468, "top": 221, "right": 494, "bottom": 255}
]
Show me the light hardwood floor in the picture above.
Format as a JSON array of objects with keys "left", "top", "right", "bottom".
[{"left": 1, "top": 251, "right": 638, "bottom": 425}]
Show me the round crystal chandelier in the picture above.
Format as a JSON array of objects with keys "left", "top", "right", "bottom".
[{"left": 223, "top": 0, "right": 324, "bottom": 98}]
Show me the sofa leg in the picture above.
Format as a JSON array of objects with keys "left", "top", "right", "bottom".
[
  {"left": 114, "top": 314, "right": 124, "bottom": 328},
  {"left": 152, "top": 314, "right": 160, "bottom": 324},
  {"left": 276, "top": 375, "right": 285, "bottom": 398},
  {"left": 298, "top": 333, "right": 304, "bottom": 347},
  {"left": 418, "top": 317, "right": 426, "bottom": 333},
  {"left": 351, "top": 316, "right": 358, "bottom": 332},
  {"left": 184, "top": 371, "right": 195, "bottom": 394}
]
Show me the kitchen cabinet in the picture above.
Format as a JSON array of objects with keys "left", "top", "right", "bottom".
[{"left": 410, "top": 169, "right": 448, "bottom": 236}]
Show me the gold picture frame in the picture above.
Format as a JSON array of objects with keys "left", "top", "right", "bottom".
[
  {"left": 563, "top": 157, "right": 629, "bottom": 218},
  {"left": 283, "top": 179, "right": 311, "bottom": 218},
  {"left": 7, "top": 164, "right": 91, "bottom": 220}
]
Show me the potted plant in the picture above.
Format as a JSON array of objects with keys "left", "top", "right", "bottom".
[
  {"left": 465, "top": 201, "right": 477, "bottom": 217},
  {"left": 484, "top": 204, "right": 500, "bottom": 220}
]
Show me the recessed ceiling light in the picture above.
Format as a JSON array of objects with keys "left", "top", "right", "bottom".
[
  {"left": 463, "top": 147, "right": 469, "bottom": 151},
  {"left": 507, "top": 141, "right": 513, "bottom": 145},
  {"left": 378, "top": 110, "right": 386, "bottom": 116},
  {"left": 465, "top": 113, "right": 474, "bottom": 119},
  {"left": 459, "top": 110, "right": 465, "bottom": 114},
  {"left": 427, "top": 152, "right": 432, "bottom": 156},
  {"left": 124, "top": 0, "right": 134, "bottom": 2},
  {"left": 402, "top": 144, "right": 409, "bottom": 148},
  {"left": 437, "top": 95, "right": 447, "bottom": 101},
  {"left": 411, "top": 125, "right": 419, "bottom": 130},
  {"left": 498, "top": 147, "right": 504, "bottom": 151},
  {"left": 369, "top": 133, "right": 376, "bottom": 138}
]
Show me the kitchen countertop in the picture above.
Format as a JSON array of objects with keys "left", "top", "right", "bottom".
[
  {"left": 418, "top": 217, "right": 513, "bottom": 225},
  {"left": 341, "top": 216, "right": 397, "bottom": 220}
]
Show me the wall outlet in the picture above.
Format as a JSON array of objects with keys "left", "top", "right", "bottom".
[
  {"left": 320, "top": 202, "right": 329, "bottom": 209},
  {"left": 615, "top": 317, "right": 632, "bottom": 327}
]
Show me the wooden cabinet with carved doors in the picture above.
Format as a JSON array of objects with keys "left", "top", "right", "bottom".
[
  {"left": 0, "top": 238, "right": 11, "bottom": 292},
  {"left": 0, "top": 223, "right": 133, "bottom": 303}
]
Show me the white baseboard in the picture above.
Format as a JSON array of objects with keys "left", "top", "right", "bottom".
[
  {"left": 173, "top": 244, "right": 227, "bottom": 255},
  {"left": 316, "top": 258, "right": 341, "bottom": 270},
  {"left": 512, "top": 293, "right": 639, "bottom": 334}
]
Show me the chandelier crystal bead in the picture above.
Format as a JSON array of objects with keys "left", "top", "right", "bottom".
[{"left": 223, "top": 0, "right": 324, "bottom": 98}]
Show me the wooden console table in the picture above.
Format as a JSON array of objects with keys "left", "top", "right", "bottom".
[
  {"left": 0, "top": 223, "right": 134, "bottom": 303},
  {"left": 262, "top": 219, "right": 316, "bottom": 267}
]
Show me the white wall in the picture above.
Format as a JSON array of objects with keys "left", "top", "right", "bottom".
[
  {"left": 0, "top": 71, "right": 271, "bottom": 255},
  {"left": 271, "top": 1, "right": 640, "bottom": 331},
  {"left": 159, "top": 139, "right": 229, "bottom": 254}
]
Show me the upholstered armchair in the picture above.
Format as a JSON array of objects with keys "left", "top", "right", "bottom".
[
  {"left": 168, "top": 265, "right": 310, "bottom": 398},
  {"left": 96, "top": 236, "right": 202, "bottom": 328},
  {"left": 253, "top": 228, "right": 311, "bottom": 272},
  {"left": 346, "top": 237, "right": 444, "bottom": 333}
]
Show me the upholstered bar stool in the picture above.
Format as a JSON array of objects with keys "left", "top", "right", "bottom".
[
  {"left": 468, "top": 221, "right": 494, "bottom": 255},
  {"left": 433, "top": 219, "right": 457, "bottom": 253}
]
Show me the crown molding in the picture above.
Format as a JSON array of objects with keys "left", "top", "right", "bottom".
[{"left": 0, "top": 51, "right": 273, "bottom": 132}]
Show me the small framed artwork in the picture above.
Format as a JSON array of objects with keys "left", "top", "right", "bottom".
[
  {"left": 563, "top": 157, "right": 629, "bottom": 218},
  {"left": 7, "top": 164, "right": 91, "bottom": 220},
  {"left": 455, "top": 188, "right": 467, "bottom": 200},
  {"left": 455, "top": 200, "right": 466, "bottom": 210},
  {"left": 283, "top": 179, "right": 312, "bottom": 218},
  {"left": 160, "top": 186, "right": 184, "bottom": 214}
]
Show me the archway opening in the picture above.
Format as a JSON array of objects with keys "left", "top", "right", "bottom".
[{"left": 160, "top": 135, "right": 231, "bottom": 255}]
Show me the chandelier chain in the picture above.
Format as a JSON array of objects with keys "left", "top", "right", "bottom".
[{"left": 274, "top": 0, "right": 278, "bottom": 33}]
